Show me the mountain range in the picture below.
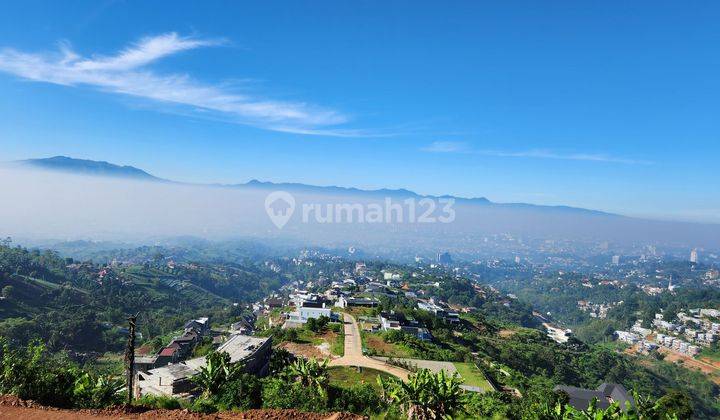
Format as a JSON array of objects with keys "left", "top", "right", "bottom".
[
  {"left": 6, "top": 156, "right": 719, "bottom": 250},
  {"left": 13, "top": 156, "right": 609, "bottom": 216}
]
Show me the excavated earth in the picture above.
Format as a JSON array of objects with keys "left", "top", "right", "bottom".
[{"left": 0, "top": 395, "right": 363, "bottom": 419}]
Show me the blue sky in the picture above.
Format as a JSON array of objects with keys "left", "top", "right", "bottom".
[{"left": 0, "top": 1, "right": 718, "bottom": 222}]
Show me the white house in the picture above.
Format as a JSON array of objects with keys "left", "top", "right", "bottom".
[
  {"left": 615, "top": 330, "right": 639, "bottom": 344},
  {"left": 287, "top": 306, "right": 332, "bottom": 324}
]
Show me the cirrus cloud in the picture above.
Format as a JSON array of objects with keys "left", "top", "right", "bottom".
[
  {"left": 421, "top": 141, "right": 652, "bottom": 165},
  {"left": 420, "top": 141, "right": 469, "bottom": 153},
  {"left": 0, "top": 33, "right": 360, "bottom": 135}
]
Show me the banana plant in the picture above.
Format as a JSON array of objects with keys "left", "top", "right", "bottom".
[
  {"left": 286, "top": 357, "right": 329, "bottom": 399},
  {"left": 192, "top": 351, "right": 244, "bottom": 398},
  {"left": 72, "top": 372, "right": 123, "bottom": 408},
  {"left": 377, "top": 368, "right": 465, "bottom": 419}
]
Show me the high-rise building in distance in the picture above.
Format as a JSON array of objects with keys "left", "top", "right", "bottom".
[{"left": 437, "top": 252, "right": 452, "bottom": 265}]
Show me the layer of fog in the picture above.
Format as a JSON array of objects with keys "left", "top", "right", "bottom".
[{"left": 1, "top": 168, "right": 718, "bottom": 251}]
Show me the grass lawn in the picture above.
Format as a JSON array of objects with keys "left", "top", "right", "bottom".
[
  {"left": 328, "top": 366, "right": 393, "bottom": 391},
  {"left": 331, "top": 327, "right": 345, "bottom": 356},
  {"left": 345, "top": 307, "right": 376, "bottom": 318},
  {"left": 294, "top": 328, "right": 319, "bottom": 344},
  {"left": 453, "top": 362, "right": 494, "bottom": 392}
]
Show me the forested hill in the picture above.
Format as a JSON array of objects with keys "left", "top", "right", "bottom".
[
  {"left": 0, "top": 241, "right": 285, "bottom": 353},
  {"left": 1, "top": 241, "right": 719, "bottom": 417}
]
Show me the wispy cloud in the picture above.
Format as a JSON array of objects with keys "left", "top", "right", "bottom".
[
  {"left": 475, "top": 149, "right": 653, "bottom": 165},
  {"left": 421, "top": 141, "right": 652, "bottom": 165},
  {"left": 0, "top": 33, "right": 357, "bottom": 135},
  {"left": 420, "top": 141, "right": 469, "bottom": 153}
]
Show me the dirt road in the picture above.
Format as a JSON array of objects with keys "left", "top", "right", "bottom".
[{"left": 328, "top": 313, "right": 410, "bottom": 380}]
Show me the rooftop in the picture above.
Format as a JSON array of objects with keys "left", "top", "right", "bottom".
[
  {"left": 216, "top": 334, "right": 270, "bottom": 363},
  {"left": 159, "top": 347, "right": 177, "bottom": 357},
  {"left": 141, "top": 335, "right": 271, "bottom": 389},
  {"left": 554, "top": 383, "right": 634, "bottom": 411}
]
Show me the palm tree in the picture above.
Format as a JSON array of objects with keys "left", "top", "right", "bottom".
[
  {"left": 286, "top": 358, "right": 329, "bottom": 398},
  {"left": 378, "top": 368, "right": 465, "bottom": 419}
]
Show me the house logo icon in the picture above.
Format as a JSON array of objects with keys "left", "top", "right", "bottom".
[{"left": 264, "top": 191, "right": 295, "bottom": 229}]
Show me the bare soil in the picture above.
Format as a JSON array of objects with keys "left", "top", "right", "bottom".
[
  {"left": 498, "top": 329, "right": 516, "bottom": 338},
  {"left": 0, "top": 395, "right": 362, "bottom": 420},
  {"left": 279, "top": 341, "right": 327, "bottom": 359}
]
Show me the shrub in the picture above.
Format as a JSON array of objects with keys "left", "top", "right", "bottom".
[
  {"left": 0, "top": 340, "right": 80, "bottom": 407},
  {"left": 268, "top": 347, "right": 296, "bottom": 374},
  {"left": 306, "top": 316, "right": 330, "bottom": 333},
  {"left": 213, "top": 374, "right": 263, "bottom": 411},
  {"left": 72, "top": 372, "right": 123, "bottom": 408},
  {"left": 328, "top": 383, "right": 385, "bottom": 415},
  {"left": 261, "top": 377, "right": 328, "bottom": 411},
  {"left": 386, "top": 357, "right": 418, "bottom": 372},
  {"left": 134, "top": 394, "right": 183, "bottom": 410},
  {"left": 262, "top": 326, "right": 302, "bottom": 343},
  {"left": 192, "top": 337, "right": 215, "bottom": 358},
  {"left": 188, "top": 397, "right": 217, "bottom": 413}
]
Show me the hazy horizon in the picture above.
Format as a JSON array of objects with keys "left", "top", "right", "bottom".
[
  {"left": 2, "top": 167, "right": 718, "bottom": 255},
  {"left": 1, "top": 2, "right": 718, "bottom": 222}
]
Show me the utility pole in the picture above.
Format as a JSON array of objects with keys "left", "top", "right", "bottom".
[{"left": 124, "top": 314, "right": 137, "bottom": 405}]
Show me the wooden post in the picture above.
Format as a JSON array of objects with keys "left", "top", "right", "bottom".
[{"left": 125, "top": 315, "right": 137, "bottom": 405}]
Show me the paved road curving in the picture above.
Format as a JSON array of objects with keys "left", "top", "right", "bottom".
[{"left": 328, "top": 313, "right": 410, "bottom": 381}]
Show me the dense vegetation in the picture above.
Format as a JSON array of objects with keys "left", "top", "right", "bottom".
[
  {"left": 0, "top": 340, "right": 692, "bottom": 419},
  {"left": 359, "top": 290, "right": 720, "bottom": 418},
  {"left": 0, "top": 340, "right": 122, "bottom": 408},
  {"left": 0, "top": 241, "right": 285, "bottom": 354},
  {"left": 443, "top": 276, "right": 720, "bottom": 417},
  {"left": 0, "top": 240, "right": 718, "bottom": 418}
]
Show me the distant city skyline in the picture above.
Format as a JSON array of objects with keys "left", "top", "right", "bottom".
[{"left": 0, "top": 2, "right": 718, "bottom": 223}]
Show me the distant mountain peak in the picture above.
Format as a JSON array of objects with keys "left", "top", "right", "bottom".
[{"left": 16, "top": 156, "right": 160, "bottom": 181}]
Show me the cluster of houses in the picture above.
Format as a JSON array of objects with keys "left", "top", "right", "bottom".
[
  {"left": 378, "top": 311, "right": 432, "bottom": 341},
  {"left": 653, "top": 312, "right": 718, "bottom": 348},
  {"left": 702, "top": 269, "right": 720, "bottom": 287},
  {"left": 135, "top": 334, "right": 272, "bottom": 398},
  {"left": 614, "top": 327, "right": 658, "bottom": 354},
  {"left": 134, "top": 317, "right": 211, "bottom": 371},
  {"left": 640, "top": 284, "right": 668, "bottom": 296},
  {"left": 249, "top": 264, "right": 470, "bottom": 345},
  {"left": 654, "top": 333, "right": 701, "bottom": 356},
  {"left": 417, "top": 299, "right": 461, "bottom": 323},
  {"left": 616, "top": 308, "right": 720, "bottom": 357},
  {"left": 577, "top": 300, "right": 622, "bottom": 319},
  {"left": 283, "top": 290, "right": 339, "bottom": 326},
  {"left": 134, "top": 316, "right": 272, "bottom": 399}
]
